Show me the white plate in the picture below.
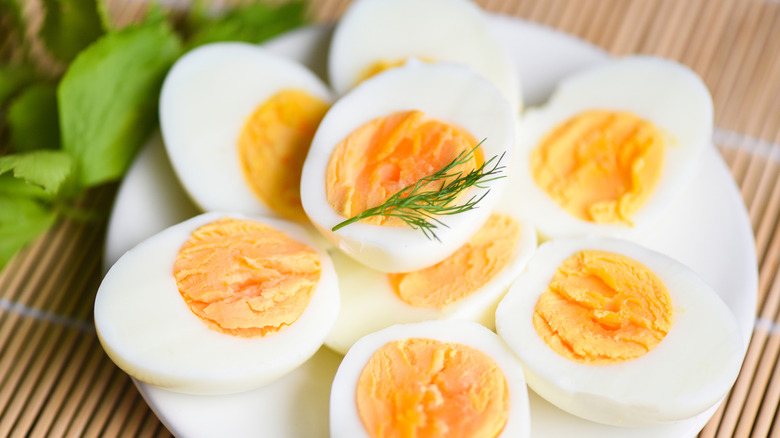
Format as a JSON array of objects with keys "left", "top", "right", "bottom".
[{"left": 103, "top": 16, "right": 757, "bottom": 438}]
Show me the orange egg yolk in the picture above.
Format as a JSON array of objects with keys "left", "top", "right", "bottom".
[
  {"left": 533, "top": 250, "right": 673, "bottom": 364},
  {"left": 238, "top": 89, "right": 330, "bottom": 221},
  {"left": 356, "top": 338, "right": 510, "bottom": 438},
  {"left": 173, "top": 218, "right": 321, "bottom": 337},
  {"left": 326, "top": 110, "right": 482, "bottom": 225},
  {"left": 358, "top": 57, "right": 436, "bottom": 84},
  {"left": 531, "top": 110, "right": 664, "bottom": 225},
  {"left": 389, "top": 214, "right": 520, "bottom": 309}
]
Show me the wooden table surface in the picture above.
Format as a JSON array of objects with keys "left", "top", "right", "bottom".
[{"left": 1, "top": 0, "right": 779, "bottom": 436}]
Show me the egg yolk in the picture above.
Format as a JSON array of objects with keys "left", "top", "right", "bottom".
[
  {"left": 173, "top": 218, "right": 321, "bottom": 337},
  {"left": 531, "top": 110, "right": 665, "bottom": 225},
  {"left": 533, "top": 250, "right": 673, "bottom": 364},
  {"left": 356, "top": 338, "right": 510, "bottom": 438},
  {"left": 389, "top": 214, "right": 520, "bottom": 309},
  {"left": 358, "top": 57, "right": 436, "bottom": 84},
  {"left": 326, "top": 110, "right": 482, "bottom": 225},
  {"left": 238, "top": 89, "right": 330, "bottom": 221}
]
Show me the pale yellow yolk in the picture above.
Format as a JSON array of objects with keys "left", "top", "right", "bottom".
[
  {"left": 173, "top": 218, "right": 321, "bottom": 337},
  {"left": 326, "top": 110, "right": 482, "bottom": 226},
  {"left": 356, "top": 338, "right": 510, "bottom": 438},
  {"left": 358, "top": 57, "right": 436, "bottom": 84},
  {"left": 238, "top": 89, "right": 330, "bottom": 222},
  {"left": 531, "top": 110, "right": 665, "bottom": 225},
  {"left": 389, "top": 214, "right": 520, "bottom": 309},
  {"left": 533, "top": 250, "right": 673, "bottom": 364}
]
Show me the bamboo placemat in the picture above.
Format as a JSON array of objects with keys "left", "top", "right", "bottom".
[{"left": 1, "top": 0, "right": 778, "bottom": 436}]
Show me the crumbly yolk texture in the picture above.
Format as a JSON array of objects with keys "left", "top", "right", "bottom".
[
  {"left": 326, "top": 110, "right": 482, "bottom": 226},
  {"left": 533, "top": 250, "right": 673, "bottom": 364},
  {"left": 238, "top": 89, "right": 330, "bottom": 221},
  {"left": 356, "top": 338, "right": 510, "bottom": 438},
  {"left": 173, "top": 218, "right": 321, "bottom": 337},
  {"left": 389, "top": 214, "right": 520, "bottom": 309},
  {"left": 531, "top": 110, "right": 665, "bottom": 225}
]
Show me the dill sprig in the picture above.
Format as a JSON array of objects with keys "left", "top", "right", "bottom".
[{"left": 331, "top": 141, "right": 506, "bottom": 241}]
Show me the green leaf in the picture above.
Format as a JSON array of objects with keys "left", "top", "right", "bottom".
[
  {"left": 95, "top": 0, "right": 113, "bottom": 31},
  {"left": 143, "top": 1, "right": 169, "bottom": 27},
  {"left": 187, "top": 1, "right": 307, "bottom": 49},
  {"left": 39, "top": 0, "right": 105, "bottom": 62},
  {"left": 0, "top": 194, "right": 57, "bottom": 269},
  {"left": 0, "top": 174, "right": 50, "bottom": 199},
  {"left": 7, "top": 83, "right": 61, "bottom": 152},
  {"left": 0, "top": 64, "right": 36, "bottom": 105},
  {"left": 58, "top": 19, "right": 182, "bottom": 189},
  {"left": 0, "top": 150, "right": 73, "bottom": 196},
  {"left": 185, "top": 0, "right": 211, "bottom": 31}
]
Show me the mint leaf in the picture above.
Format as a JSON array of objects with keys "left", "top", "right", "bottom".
[
  {"left": 187, "top": 1, "right": 307, "bottom": 49},
  {"left": 0, "top": 194, "right": 57, "bottom": 268},
  {"left": 0, "top": 150, "right": 73, "bottom": 196},
  {"left": 39, "top": 0, "right": 104, "bottom": 62},
  {"left": 58, "top": 19, "right": 182, "bottom": 189},
  {"left": 0, "top": 64, "right": 36, "bottom": 105},
  {"left": 7, "top": 83, "right": 61, "bottom": 152}
]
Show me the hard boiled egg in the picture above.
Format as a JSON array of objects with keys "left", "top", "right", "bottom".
[
  {"left": 324, "top": 202, "right": 536, "bottom": 354},
  {"left": 495, "top": 237, "right": 743, "bottom": 426},
  {"left": 160, "top": 42, "right": 333, "bottom": 222},
  {"left": 94, "top": 212, "right": 340, "bottom": 394},
  {"left": 300, "top": 61, "right": 515, "bottom": 273},
  {"left": 328, "top": 0, "right": 521, "bottom": 112},
  {"left": 510, "top": 56, "right": 713, "bottom": 240},
  {"left": 330, "top": 320, "right": 531, "bottom": 438}
]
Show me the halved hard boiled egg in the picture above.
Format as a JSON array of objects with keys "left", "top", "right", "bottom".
[
  {"left": 328, "top": 0, "right": 521, "bottom": 112},
  {"left": 324, "top": 201, "right": 536, "bottom": 354},
  {"left": 94, "top": 212, "right": 340, "bottom": 394},
  {"left": 495, "top": 237, "right": 743, "bottom": 426},
  {"left": 510, "top": 56, "right": 713, "bottom": 240},
  {"left": 300, "top": 61, "right": 515, "bottom": 273},
  {"left": 330, "top": 320, "right": 531, "bottom": 438},
  {"left": 160, "top": 42, "right": 333, "bottom": 222}
]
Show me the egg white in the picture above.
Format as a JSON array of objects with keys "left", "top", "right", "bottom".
[
  {"left": 495, "top": 237, "right": 744, "bottom": 426},
  {"left": 300, "top": 61, "right": 516, "bottom": 273},
  {"left": 94, "top": 212, "right": 340, "bottom": 395},
  {"left": 323, "top": 202, "right": 536, "bottom": 355},
  {"left": 159, "top": 42, "right": 333, "bottom": 218},
  {"left": 510, "top": 55, "right": 714, "bottom": 240},
  {"left": 330, "top": 320, "right": 531, "bottom": 438},
  {"left": 328, "top": 0, "right": 521, "bottom": 112}
]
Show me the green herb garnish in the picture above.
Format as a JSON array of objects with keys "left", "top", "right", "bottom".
[
  {"left": 185, "top": 0, "right": 307, "bottom": 49},
  {"left": 58, "top": 18, "right": 182, "bottom": 190},
  {"left": 40, "top": 0, "right": 105, "bottom": 63},
  {"left": 0, "top": 0, "right": 308, "bottom": 269},
  {"left": 332, "top": 142, "right": 506, "bottom": 241}
]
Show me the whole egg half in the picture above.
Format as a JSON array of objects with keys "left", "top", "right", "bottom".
[
  {"left": 159, "top": 43, "right": 333, "bottom": 222},
  {"left": 94, "top": 212, "right": 340, "bottom": 394},
  {"left": 328, "top": 0, "right": 521, "bottom": 112},
  {"left": 300, "top": 61, "right": 515, "bottom": 273},
  {"left": 330, "top": 320, "right": 531, "bottom": 438},
  {"left": 510, "top": 56, "right": 713, "bottom": 240},
  {"left": 495, "top": 237, "right": 743, "bottom": 426}
]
